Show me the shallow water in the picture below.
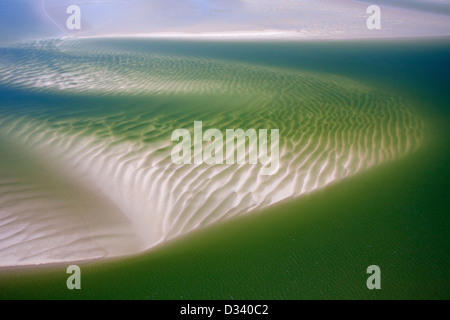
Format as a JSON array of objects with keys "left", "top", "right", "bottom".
[{"left": 0, "top": 38, "right": 448, "bottom": 299}]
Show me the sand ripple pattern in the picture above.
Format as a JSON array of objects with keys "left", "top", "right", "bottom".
[{"left": 0, "top": 39, "right": 424, "bottom": 266}]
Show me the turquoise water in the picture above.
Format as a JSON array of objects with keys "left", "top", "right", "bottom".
[{"left": 0, "top": 38, "right": 448, "bottom": 299}]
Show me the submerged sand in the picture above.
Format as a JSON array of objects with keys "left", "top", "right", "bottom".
[{"left": 0, "top": 39, "right": 424, "bottom": 266}]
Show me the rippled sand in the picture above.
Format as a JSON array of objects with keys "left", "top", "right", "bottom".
[{"left": 0, "top": 39, "right": 424, "bottom": 266}]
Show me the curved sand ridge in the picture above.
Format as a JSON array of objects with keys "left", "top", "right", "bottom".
[
  {"left": 0, "top": 39, "right": 424, "bottom": 266},
  {"left": 0, "top": 141, "right": 143, "bottom": 266}
]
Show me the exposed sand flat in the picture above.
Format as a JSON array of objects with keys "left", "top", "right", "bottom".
[
  {"left": 69, "top": 31, "right": 312, "bottom": 41},
  {"left": 0, "top": 137, "right": 142, "bottom": 267},
  {"left": 0, "top": 39, "right": 424, "bottom": 266}
]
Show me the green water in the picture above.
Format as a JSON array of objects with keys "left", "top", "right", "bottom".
[{"left": 0, "top": 39, "right": 448, "bottom": 299}]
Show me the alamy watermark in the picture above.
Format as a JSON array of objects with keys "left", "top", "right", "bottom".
[
  {"left": 66, "top": 5, "right": 81, "bottom": 30},
  {"left": 366, "top": 265, "right": 381, "bottom": 290},
  {"left": 171, "top": 121, "right": 280, "bottom": 176},
  {"left": 66, "top": 265, "right": 81, "bottom": 290},
  {"left": 367, "top": 5, "right": 381, "bottom": 30}
]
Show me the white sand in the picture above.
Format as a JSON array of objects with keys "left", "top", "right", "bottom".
[{"left": 0, "top": 39, "right": 425, "bottom": 266}]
